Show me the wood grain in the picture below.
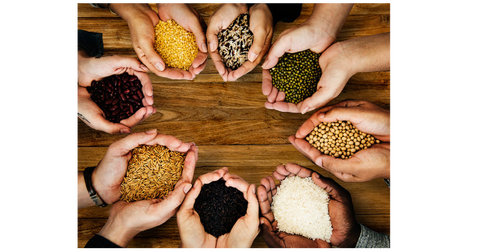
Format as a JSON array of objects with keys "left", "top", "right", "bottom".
[{"left": 78, "top": 3, "right": 390, "bottom": 248}]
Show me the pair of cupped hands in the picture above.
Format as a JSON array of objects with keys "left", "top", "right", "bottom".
[
  {"left": 114, "top": 3, "right": 274, "bottom": 82},
  {"left": 85, "top": 129, "right": 354, "bottom": 248}
]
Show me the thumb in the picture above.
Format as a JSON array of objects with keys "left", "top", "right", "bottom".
[
  {"left": 94, "top": 115, "right": 132, "bottom": 135},
  {"left": 109, "top": 129, "right": 158, "bottom": 156},
  {"left": 189, "top": 23, "right": 208, "bottom": 53},
  {"left": 300, "top": 65, "right": 351, "bottom": 113},
  {"left": 245, "top": 184, "right": 259, "bottom": 219},
  {"left": 179, "top": 179, "right": 202, "bottom": 212},
  {"left": 262, "top": 35, "right": 291, "bottom": 69},
  {"left": 248, "top": 28, "right": 267, "bottom": 63},
  {"left": 157, "top": 182, "right": 192, "bottom": 213}
]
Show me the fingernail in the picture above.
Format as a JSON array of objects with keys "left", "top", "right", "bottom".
[
  {"left": 140, "top": 64, "right": 149, "bottom": 72},
  {"left": 209, "top": 42, "right": 215, "bottom": 52},
  {"left": 252, "top": 185, "right": 256, "bottom": 194},
  {"left": 155, "top": 62, "right": 164, "bottom": 71},
  {"left": 314, "top": 173, "right": 320, "bottom": 179},
  {"left": 183, "top": 183, "right": 192, "bottom": 194},
  {"left": 146, "top": 128, "right": 157, "bottom": 134},
  {"left": 318, "top": 112, "right": 325, "bottom": 118},
  {"left": 120, "top": 128, "right": 130, "bottom": 134},
  {"left": 248, "top": 51, "right": 258, "bottom": 62},
  {"left": 193, "top": 179, "right": 200, "bottom": 188},
  {"left": 201, "top": 43, "right": 207, "bottom": 53},
  {"left": 301, "top": 106, "right": 310, "bottom": 114},
  {"left": 260, "top": 219, "right": 264, "bottom": 225},
  {"left": 262, "top": 60, "right": 269, "bottom": 68}
]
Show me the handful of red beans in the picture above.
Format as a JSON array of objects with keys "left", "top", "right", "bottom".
[{"left": 87, "top": 72, "right": 144, "bottom": 123}]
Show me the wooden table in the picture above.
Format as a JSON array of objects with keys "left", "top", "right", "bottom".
[{"left": 78, "top": 3, "right": 390, "bottom": 248}]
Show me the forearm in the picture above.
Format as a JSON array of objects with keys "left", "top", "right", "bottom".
[
  {"left": 78, "top": 171, "right": 95, "bottom": 208},
  {"left": 341, "top": 32, "right": 390, "bottom": 74},
  {"left": 109, "top": 3, "right": 152, "bottom": 21},
  {"left": 306, "top": 3, "right": 353, "bottom": 38}
]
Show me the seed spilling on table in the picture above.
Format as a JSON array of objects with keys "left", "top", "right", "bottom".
[
  {"left": 306, "top": 120, "right": 381, "bottom": 159},
  {"left": 154, "top": 19, "right": 198, "bottom": 71},
  {"left": 87, "top": 72, "right": 144, "bottom": 123},
  {"left": 194, "top": 179, "right": 248, "bottom": 237},
  {"left": 270, "top": 50, "right": 322, "bottom": 104},
  {"left": 217, "top": 13, "right": 254, "bottom": 70},
  {"left": 120, "top": 145, "right": 186, "bottom": 202}
]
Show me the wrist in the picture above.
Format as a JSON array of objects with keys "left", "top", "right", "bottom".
[
  {"left": 337, "top": 222, "right": 361, "bottom": 248},
  {"left": 98, "top": 217, "right": 139, "bottom": 248},
  {"left": 110, "top": 3, "right": 150, "bottom": 21}
]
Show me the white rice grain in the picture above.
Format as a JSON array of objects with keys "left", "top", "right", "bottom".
[{"left": 271, "top": 176, "right": 333, "bottom": 242}]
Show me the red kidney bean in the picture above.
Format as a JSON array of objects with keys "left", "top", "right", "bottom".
[{"left": 87, "top": 72, "right": 147, "bottom": 123}]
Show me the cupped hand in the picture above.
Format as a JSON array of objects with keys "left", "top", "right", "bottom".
[
  {"left": 92, "top": 130, "right": 193, "bottom": 204},
  {"left": 177, "top": 168, "right": 229, "bottom": 248},
  {"left": 207, "top": 3, "right": 249, "bottom": 81},
  {"left": 99, "top": 163, "right": 197, "bottom": 250},
  {"left": 216, "top": 173, "right": 260, "bottom": 248},
  {"left": 259, "top": 163, "right": 361, "bottom": 248},
  {"left": 77, "top": 57, "right": 155, "bottom": 134},
  {"left": 258, "top": 164, "right": 331, "bottom": 248}
]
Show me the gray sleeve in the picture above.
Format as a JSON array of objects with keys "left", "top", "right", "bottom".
[{"left": 355, "top": 223, "right": 390, "bottom": 248}]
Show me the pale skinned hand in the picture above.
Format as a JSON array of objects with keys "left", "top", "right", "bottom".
[
  {"left": 207, "top": 3, "right": 273, "bottom": 81},
  {"left": 97, "top": 144, "right": 197, "bottom": 248},
  {"left": 77, "top": 51, "right": 156, "bottom": 134},
  {"left": 177, "top": 168, "right": 259, "bottom": 248},
  {"left": 258, "top": 163, "right": 361, "bottom": 248},
  {"left": 78, "top": 129, "right": 195, "bottom": 209},
  {"left": 289, "top": 100, "right": 390, "bottom": 182},
  {"left": 110, "top": 3, "right": 207, "bottom": 80},
  {"left": 264, "top": 32, "right": 390, "bottom": 114}
]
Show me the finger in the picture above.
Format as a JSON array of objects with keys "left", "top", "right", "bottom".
[
  {"left": 257, "top": 185, "right": 274, "bottom": 222},
  {"left": 198, "top": 167, "right": 228, "bottom": 184},
  {"left": 137, "top": 42, "right": 166, "bottom": 73},
  {"left": 112, "top": 56, "right": 148, "bottom": 73},
  {"left": 192, "top": 54, "right": 208, "bottom": 75},
  {"left": 259, "top": 218, "right": 283, "bottom": 248},
  {"left": 108, "top": 129, "right": 158, "bottom": 156},
  {"left": 210, "top": 50, "right": 228, "bottom": 81},
  {"left": 224, "top": 173, "right": 249, "bottom": 193},
  {"left": 273, "top": 165, "right": 290, "bottom": 180},
  {"left": 179, "top": 179, "right": 202, "bottom": 212},
  {"left": 177, "top": 145, "right": 198, "bottom": 186},
  {"left": 205, "top": 15, "right": 223, "bottom": 53},
  {"left": 310, "top": 172, "right": 350, "bottom": 202},
  {"left": 189, "top": 21, "right": 208, "bottom": 54},
  {"left": 227, "top": 61, "right": 255, "bottom": 81},
  {"left": 270, "top": 101, "right": 302, "bottom": 113},
  {"left": 119, "top": 107, "right": 147, "bottom": 128},
  {"left": 134, "top": 71, "right": 154, "bottom": 100},
  {"left": 267, "top": 85, "right": 279, "bottom": 103},
  {"left": 248, "top": 28, "right": 267, "bottom": 63},
  {"left": 154, "top": 182, "right": 192, "bottom": 215},
  {"left": 262, "top": 68, "right": 273, "bottom": 96},
  {"left": 145, "top": 133, "right": 191, "bottom": 153},
  {"left": 262, "top": 35, "right": 292, "bottom": 69},
  {"left": 284, "top": 163, "right": 313, "bottom": 178},
  {"left": 299, "top": 85, "right": 338, "bottom": 114},
  {"left": 92, "top": 114, "right": 132, "bottom": 135},
  {"left": 245, "top": 184, "right": 259, "bottom": 219}
]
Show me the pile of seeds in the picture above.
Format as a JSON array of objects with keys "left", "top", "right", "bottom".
[
  {"left": 87, "top": 72, "right": 144, "bottom": 123},
  {"left": 271, "top": 176, "right": 332, "bottom": 242},
  {"left": 194, "top": 179, "right": 248, "bottom": 237},
  {"left": 154, "top": 19, "right": 198, "bottom": 71},
  {"left": 306, "top": 120, "right": 381, "bottom": 159},
  {"left": 120, "top": 145, "right": 186, "bottom": 202},
  {"left": 270, "top": 50, "right": 322, "bottom": 104},
  {"left": 217, "top": 13, "right": 254, "bottom": 70}
]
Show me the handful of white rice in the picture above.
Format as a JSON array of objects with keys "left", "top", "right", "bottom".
[{"left": 271, "top": 176, "right": 333, "bottom": 242}]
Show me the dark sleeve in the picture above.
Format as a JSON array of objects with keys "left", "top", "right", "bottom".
[
  {"left": 84, "top": 234, "right": 121, "bottom": 248},
  {"left": 247, "top": 3, "right": 302, "bottom": 26},
  {"left": 78, "top": 29, "right": 104, "bottom": 58}
]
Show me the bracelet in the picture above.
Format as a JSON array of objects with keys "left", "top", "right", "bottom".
[
  {"left": 84, "top": 166, "right": 108, "bottom": 207},
  {"left": 107, "top": 3, "right": 117, "bottom": 16}
]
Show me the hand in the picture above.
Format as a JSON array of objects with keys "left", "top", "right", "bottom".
[
  {"left": 110, "top": 4, "right": 207, "bottom": 80},
  {"left": 289, "top": 99, "right": 390, "bottom": 182},
  {"left": 207, "top": 3, "right": 273, "bottom": 81},
  {"left": 177, "top": 168, "right": 228, "bottom": 248},
  {"left": 262, "top": 4, "right": 353, "bottom": 113},
  {"left": 98, "top": 156, "right": 197, "bottom": 249},
  {"left": 89, "top": 129, "right": 193, "bottom": 206},
  {"left": 259, "top": 163, "right": 360, "bottom": 248},
  {"left": 258, "top": 163, "right": 331, "bottom": 250},
  {"left": 77, "top": 51, "right": 156, "bottom": 134},
  {"left": 216, "top": 173, "right": 259, "bottom": 248}
]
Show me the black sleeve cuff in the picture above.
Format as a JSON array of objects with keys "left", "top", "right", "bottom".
[
  {"left": 85, "top": 234, "right": 122, "bottom": 248},
  {"left": 78, "top": 29, "right": 104, "bottom": 58},
  {"left": 267, "top": 3, "right": 302, "bottom": 26}
]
